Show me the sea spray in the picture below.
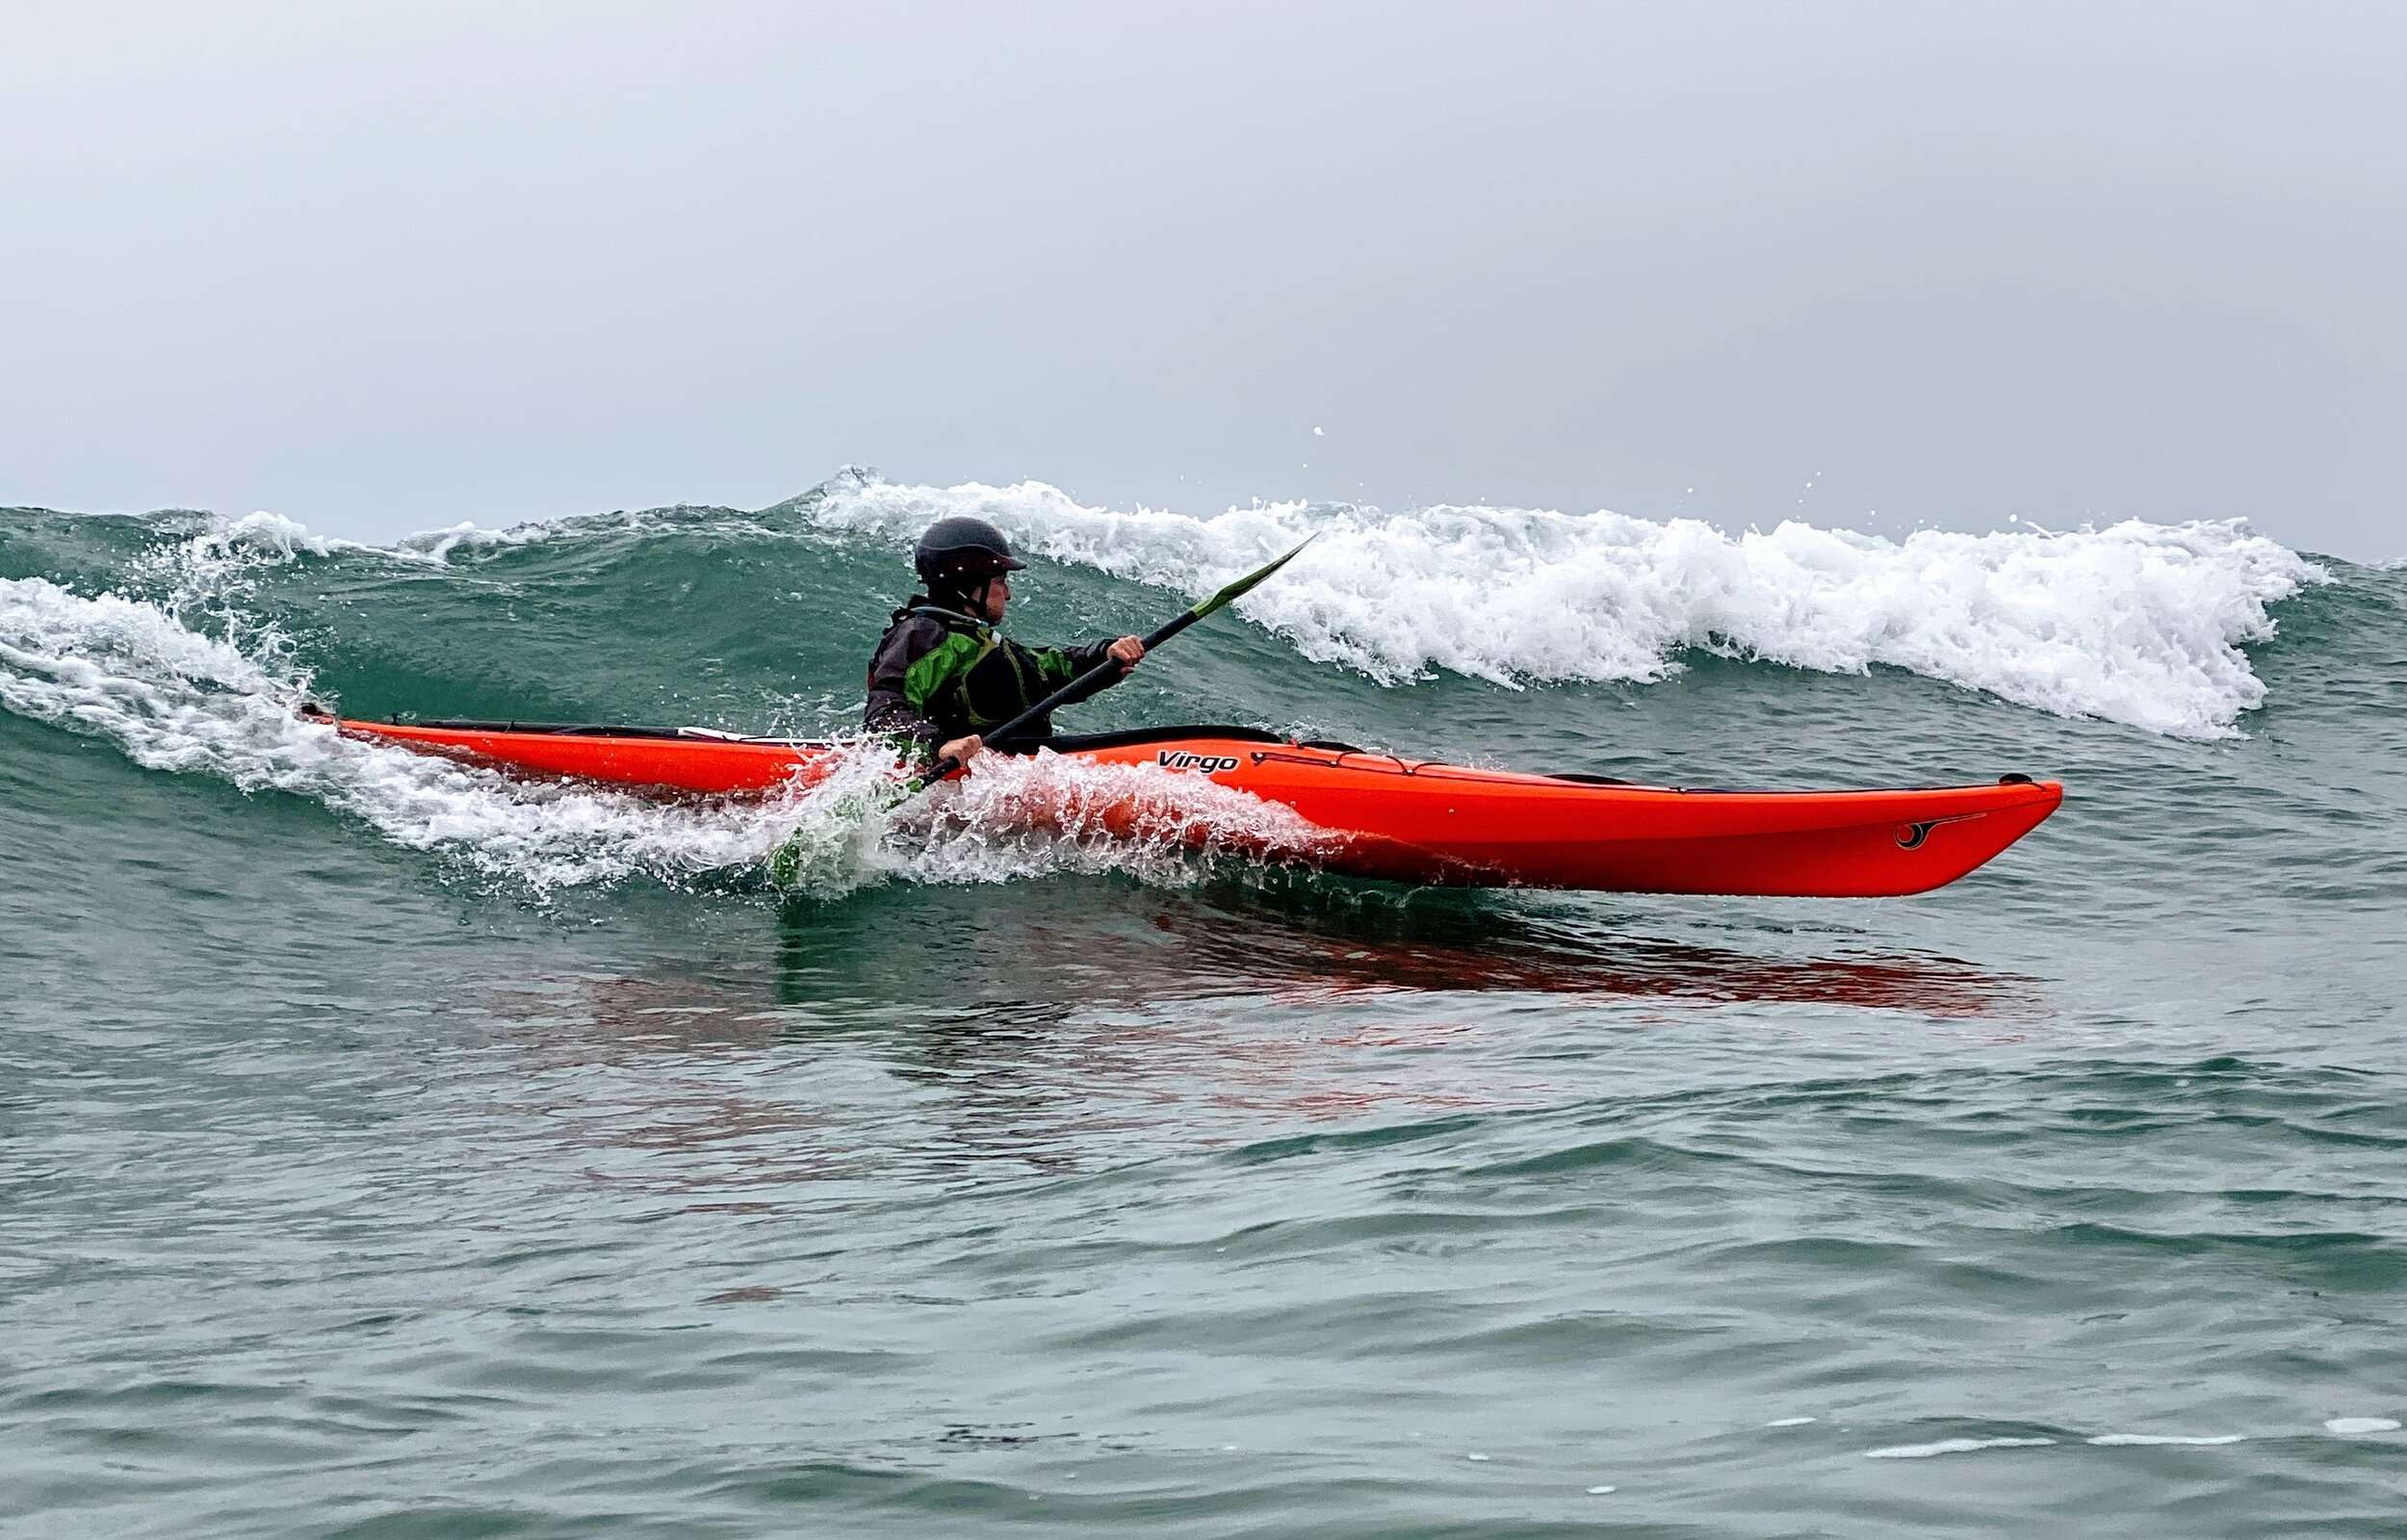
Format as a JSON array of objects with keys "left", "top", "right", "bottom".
[
  {"left": 0, "top": 570, "right": 804, "bottom": 892},
  {"left": 763, "top": 739, "right": 914, "bottom": 897},
  {"left": 906, "top": 748, "right": 1333, "bottom": 886},
  {"left": 767, "top": 744, "right": 1335, "bottom": 898}
]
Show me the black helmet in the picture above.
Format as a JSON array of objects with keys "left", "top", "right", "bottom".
[{"left": 914, "top": 515, "right": 1026, "bottom": 590}]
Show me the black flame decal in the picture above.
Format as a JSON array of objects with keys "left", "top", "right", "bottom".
[{"left": 1896, "top": 812, "right": 1985, "bottom": 850}]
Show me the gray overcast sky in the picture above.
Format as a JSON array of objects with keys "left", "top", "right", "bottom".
[{"left": 5, "top": 1, "right": 2400, "bottom": 558}]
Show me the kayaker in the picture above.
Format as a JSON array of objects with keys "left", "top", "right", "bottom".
[{"left": 864, "top": 516, "right": 1145, "bottom": 763}]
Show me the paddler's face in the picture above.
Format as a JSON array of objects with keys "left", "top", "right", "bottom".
[{"left": 976, "top": 575, "right": 1010, "bottom": 622}]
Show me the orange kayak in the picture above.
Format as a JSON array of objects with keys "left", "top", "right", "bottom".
[{"left": 328, "top": 715, "right": 2062, "bottom": 896}]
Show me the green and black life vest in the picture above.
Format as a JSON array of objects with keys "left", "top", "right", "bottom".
[{"left": 863, "top": 602, "right": 1116, "bottom": 751}]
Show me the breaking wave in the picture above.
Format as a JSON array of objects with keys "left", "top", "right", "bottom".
[
  {"left": 142, "top": 473, "right": 2324, "bottom": 739},
  {"left": 785, "top": 475, "right": 2322, "bottom": 738}
]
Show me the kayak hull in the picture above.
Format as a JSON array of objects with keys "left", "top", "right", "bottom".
[{"left": 328, "top": 717, "right": 2062, "bottom": 897}]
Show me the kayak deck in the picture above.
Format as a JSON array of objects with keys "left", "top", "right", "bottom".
[{"left": 324, "top": 714, "right": 2063, "bottom": 897}]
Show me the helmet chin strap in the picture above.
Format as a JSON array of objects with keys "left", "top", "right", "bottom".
[{"left": 933, "top": 571, "right": 996, "bottom": 622}]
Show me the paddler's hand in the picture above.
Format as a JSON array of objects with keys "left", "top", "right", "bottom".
[
  {"left": 936, "top": 734, "right": 983, "bottom": 766},
  {"left": 1107, "top": 635, "right": 1145, "bottom": 670}
]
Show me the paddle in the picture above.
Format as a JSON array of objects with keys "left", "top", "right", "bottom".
[{"left": 918, "top": 534, "right": 1317, "bottom": 784}]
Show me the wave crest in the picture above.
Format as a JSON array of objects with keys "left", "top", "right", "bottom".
[{"left": 789, "top": 477, "right": 2321, "bottom": 737}]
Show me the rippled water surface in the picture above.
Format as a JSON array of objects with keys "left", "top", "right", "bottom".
[{"left": 5, "top": 484, "right": 2404, "bottom": 1536}]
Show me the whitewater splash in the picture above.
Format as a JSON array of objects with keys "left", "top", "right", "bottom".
[
  {"left": 783, "top": 475, "right": 2322, "bottom": 738},
  {"left": 0, "top": 516, "right": 1319, "bottom": 895},
  {"left": 764, "top": 743, "right": 1331, "bottom": 899},
  {"left": 0, "top": 576, "right": 800, "bottom": 892}
]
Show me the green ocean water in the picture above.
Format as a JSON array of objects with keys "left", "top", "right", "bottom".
[{"left": 4, "top": 478, "right": 2405, "bottom": 1537}]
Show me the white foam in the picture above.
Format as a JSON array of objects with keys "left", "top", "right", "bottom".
[
  {"left": 2323, "top": 1417, "right": 2400, "bottom": 1435},
  {"left": 382, "top": 506, "right": 790, "bottom": 565},
  {"left": 205, "top": 509, "right": 347, "bottom": 559},
  {"left": 2085, "top": 1433, "right": 2244, "bottom": 1447},
  {"left": 795, "top": 477, "right": 2321, "bottom": 738},
  {"left": 1862, "top": 1436, "right": 2057, "bottom": 1459},
  {"left": 1766, "top": 1416, "right": 1817, "bottom": 1427},
  {"left": 0, "top": 574, "right": 816, "bottom": 891},
  {"left": 390, "top": 520, "right": 552, "bottom": 564},
  {"left": 384, "top": 509, "right": 720, "bottom": 564},
  {"left": 773, "top": 746, "right": 1333, "bottom": 899}
]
